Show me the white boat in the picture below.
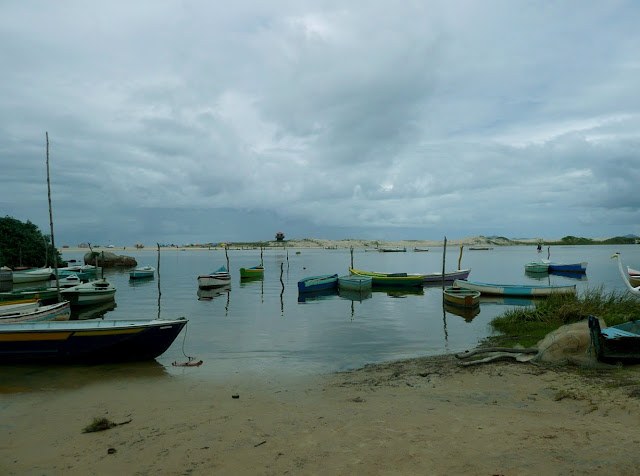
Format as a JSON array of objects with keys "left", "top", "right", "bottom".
[
  {"left": 60, "top": 279, "right": 117, "bottom": 306},
  {"left": 55, "top": 273, "right": 83, "bottom": 288},
  {"left": 628, "top": 266, "right": 640, "bottom": 277},
  {"left": 421, "top": 268, "right": 471, "bottom": 284},
  {"left": 129, "top": 266, "right": 156, "bottom": 280},
  {"left": 0, "top": 300, "right": 71, "bottom": 323},
  {"left": 198, "top": 266, "right": 231, "bottom": 289},
  {"left": 0, "top": 266, "right": 12, "bottom": 283},
  {"left": 12, "top": 267, "right": 54, "bottom": 284},
  {"left": 0, "top": 300, "right": 41, "bottom": 316}
]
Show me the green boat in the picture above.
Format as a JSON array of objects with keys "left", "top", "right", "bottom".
[
  {"left": 240, "top": 265, "right": 264, "bottom": 278},
  {"left": 0, "top": 287, "right": 60, "bottom": 304},
  {"left": 524, "top": 261, "right": 549, "bottom": 273},
  {"left": 348, "top": 268, "right": 424, "bottom": 287}
]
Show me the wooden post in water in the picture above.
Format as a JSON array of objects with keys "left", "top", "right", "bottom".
[
  {"left": 458, "top": 245, "right": 464, "bottom": 270},
  {"left": 441, "top": 237, "right": 447, "bottom": 290},
  {"left": 261, "top": 247, "right": 264, "bottom": 266},
  {"left": 225, "top": 246, "right": 229, "bottom": 271},
  {"left": 350, "top": 246, "right": 354, "bottom": 269},
  {"left": 45, "top": 132, "right": 62, "bottom": 302},
  {"left": 157, "top": 243, "right": 161, "bottom": 319}
]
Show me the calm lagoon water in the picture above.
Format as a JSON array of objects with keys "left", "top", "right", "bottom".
[{"left": 4, "top": 244, "right": 640, "bottom": 388}]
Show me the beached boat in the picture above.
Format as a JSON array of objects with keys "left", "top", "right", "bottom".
[
  {"left": 197, "top": 266, "right": 231, "bottom": 289},
  {"left": 338, "top": 275, "right": 373, "bottom": 292},
  {"left": 60, "top": 279, "right": 117, "bottom": 306},
  {"left": 421, "top": 268, "right": 471, "bottom": 284},
  {"left": 0, "top": 300, "right": 71, "bottom": 324},
  {"left": 541, "top": 259, "right": 587, "bottom": 274},
  {"left": 349, "top": 268, "right": 424, "bottom": 287},
  {"left": 12, "top": 267, "right": 53, "bottom": 284},
  {"left": 129, "top": 266, "right": 156, "bottom": 280},
  {"left": 443, "top": 286, "right": 480, "bottom": 308},
  {"left": 524, "top": 261, "right": 549, "bottom": 273},
  {"left": 298, "top": 274, "right": 339, "bottom": 293},
  {"left": 588, "top": 315, "right": 640, "bottom": 364},
  {"left": 452, "top": 279, "right": 576, "bottom": 297},
  {"left": 240, "top": 265, "right": 264, "bottom": 278},
  {"left": 0, "top": 317, "right": 188, "bottom": 363}
]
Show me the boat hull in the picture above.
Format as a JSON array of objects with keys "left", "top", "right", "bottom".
[
  {"left": 129, "top": 267, "right": 155, "bottom": 280},
  {"left": 240, "top": 266, "right": 264, "bottom": 278},
  {"left": 453, "top": 279, "right": 576, "bottom": 297},
  {"left": 349, "top": 268, "right": 424, "bottom": 287},
  {"left": 0, "top": 301, "right": 71, "bottom": 324},
  {"left": 524, "top": 262, "right": 549, "bottom": 273},
  {"left": 12, "top": 268, "right": 53, "bottom": 284},
  {"left": 60, "top": 280, "right": 117, "bottom": 306},
  {"left": 589, "top": 315, "right": 640, "bottom": 363},
  {"left": 298, "top": 274, "right": 339, "bottom": 292},
  {"left": 443, "top": 286, "right": 480, "bottom": 308},
  {"left": 338, "top": 275, "right": 373, "bottom": 292},
  {"left": 197, "top": 276, "right": 231, "bottom": 288},
  {"left": 0, "top": 318, "right": 188, "bottom": 363},
  {"left": 421, "top": 269, "right": 471, "bottom": 283},
  {"left": 542, "top": 260, "right": 587, "bottom": 274}
]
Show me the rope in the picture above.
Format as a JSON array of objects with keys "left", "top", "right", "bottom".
[{"left": 172, "top": 321, "right": 203, "bottom": 367}]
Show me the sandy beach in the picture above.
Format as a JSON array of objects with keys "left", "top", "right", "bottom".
[{"left": 3, "top": 355, "right": 639, "bottom": 475}]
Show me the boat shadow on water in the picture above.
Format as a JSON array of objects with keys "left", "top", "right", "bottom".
[
  {"left": 443, "top": 302, "right": 481, "bottom": 322},
  {"left": 71, "top": 301, "right": 117, "bottom": 320}
]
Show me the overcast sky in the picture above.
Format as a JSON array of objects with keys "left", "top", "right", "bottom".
[{"left": 1, "top": 1, "right": 639, "bottom": 246}]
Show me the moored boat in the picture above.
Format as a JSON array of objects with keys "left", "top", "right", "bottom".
[
  {"left": 628, "top": 267, "right": 640, "bottom": 277},
  {"left": 0, "top": 317, "right": 188, "bottom": 363},
  {"left": 0, "top": 300, "right": 71, "bottom": 324},
  {"left": 298, "top": 274, "right": 339, "bottom": 293},
  {"left": 349, "top": 268, "right": 424, "bottom": 287},
  {"left": 12, "top": 267, "right": 54, "bottom": 284},
  {"left": 60, "top": 279, "right": 117, "bottom": 306},
  {"left": 524, "top": 261, "right": 549, "bottom": 273},
  {"left": 130, "top": 266, "right": 156, "bottom": 280},
  {"left": 0, "top": 287, "right": 60, "bottom": 304},
  {"left": 378, "top": 247, "right": 406, "bottom": 252},
  {"left": 443, "top": 286, "right": 480, "bottom": 308},
  {"left": 338, "top": 275, "right": 373, "bottom": 292},
  {"left": 421, "top": 268, "right": 471, "bottom": 284},
  {"left": 541, "top": 259, "right": 587, "bottom": 274},
  {"left": 453, "top": 279, "right": 576, "bottom": 297},
  {"left": 197, "top": 266, "right": 231, "bottom": 289},
  {"left": 240, "top": 265, "right": 264, "bottom": 278}
]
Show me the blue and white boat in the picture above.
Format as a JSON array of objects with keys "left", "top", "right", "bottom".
[
  {"left": 298, "top": 274, "right": 339, "bottom": 292},
  {"left": 129, "top": 266, "right": 156, "bottom": 280},
  {"left": 453, "top": 279, "right": 576, "bottom": 297}
]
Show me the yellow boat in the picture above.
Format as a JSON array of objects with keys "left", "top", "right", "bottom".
[{"left": 348, "top": 268, "right": 424, "bottom": 287}]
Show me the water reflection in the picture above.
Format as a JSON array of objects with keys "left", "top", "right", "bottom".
[
  {"left": 478, "top": 295, "right": 541, "bottom": 307},
  {"left": 197, "top": 286, "right": 230, "bottom": 301},
  {"left": 444, "top": 302, "right": 481, "bottom": 322},
  {"left": 372, "top": 286, "right": 424, "bottom": 298},
  {"left": 338, "top": 289, "right": 372, "bottom": 302},
  {"left": 71, "top": 301, "right": 117, "bottom": 320},
  {"left": 297, "top": 288, "right": 338, "bottom": 303}
]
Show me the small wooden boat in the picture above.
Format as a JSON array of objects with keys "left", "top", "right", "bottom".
[
  {"left": 0, "top": 300, "right": 41, "bottom": 316},
  {"left": 453, "top": 279, "right": 576, "bottom": 297},
  {"left": 0, "top": 301, "right": 71, "bottom": 324},
  {"left": 413, "top": 247, "right": 429, "bottom": 252},
  {"left": 469, "top": 247, "right": 493, "bottom": 250},
  {"left": 130, "top": 266, "right": 156, "bottom": 280},
  {"left": 60, "top": 279, "right": 117, "bottom": 306},
  {"left": 197, "top": 266, "right": 231, "bottom": 289},
  {"left": 443, "top": 286, "right": 480, "bottom": 308},
  {"left": 12, "top": 267, "right": 54, "bottom": 284},
  {"left": 524, "top": 261, "right": 549, "bottom": 273},
  {"left": 378, "top": 247, "right": 406, "bottom": 252},
  {"left": 298, "top": 274, "right": 339, "bottom": 293},
  {"left": 421, "top": 269, "right": 471, "bottom": 284},
  {"left": 240, "top": 265, "right": 264, "bottom": 278},
  {"left": 338, "top": 275, "right": 373, "bottom": 292},
  {"left": 0, "top": 317, "right": 188, "bottom": 363},
  {"left": 588, "top": 315, "right": 640, "bottom": 364},
  {"left": 349, "top": 268, "right": 424, "bottom": 287},
  {"left": 541, "top": 259, "right": 587, "bottom": 274},
  {"left": 0, "top": 287, "right": 60, "bottom": 304}
]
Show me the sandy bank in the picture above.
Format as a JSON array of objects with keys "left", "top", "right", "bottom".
[{"left": 2, "top": 355, "right": 639, "bottom": 475}]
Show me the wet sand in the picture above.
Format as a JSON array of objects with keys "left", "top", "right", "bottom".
[{"left": 2, "top": 355, "right": 640, "bottom": 475}]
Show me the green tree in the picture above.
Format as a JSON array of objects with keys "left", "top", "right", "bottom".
[{"left": 0, "top": 216, "right": 63, "bottom": 268}]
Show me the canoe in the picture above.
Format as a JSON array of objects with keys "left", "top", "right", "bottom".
[
  {"left": 588, "top": 315, "right": 640, "bottom": 364},
  {"left": 349, "top": 268, "right": 424, "bottom": 287},
  {"left": 524, "top": 261, "right": 549, "bottom": 273},
  {"left": 60, "top": 279, "right": 117, "bottom": 306},
  {"left": 197, "top": 266, "right": 231, "bottom": 289},
  {"left": 421, "top": 269, "right": 471, "bottom": 283},
  {"left": 453, "top": 279, "right": 576, "bottom": 297},
  {"left": 129, "top": 266, "right": 156, "bottom": 280},
  {"left": 0, "top": 317, "right": 188, "bottom": 363},
  {"left": 0, "top": 300, "right": 71, "bottom": 324},
  {"left": 240, "top": 265, "right": 264, "bottom": 278},
  {"left": 541, "top": 259, "right": 587, "bottom": 274},
  {"left": 338, "top": 275, "right": 373, "bottom": 292},
  {"left": 298, "top": 274, "right": 339, "bottom": 293},
  {"left": 443, "top": 286, "right": 480, "bottom": 308}
]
